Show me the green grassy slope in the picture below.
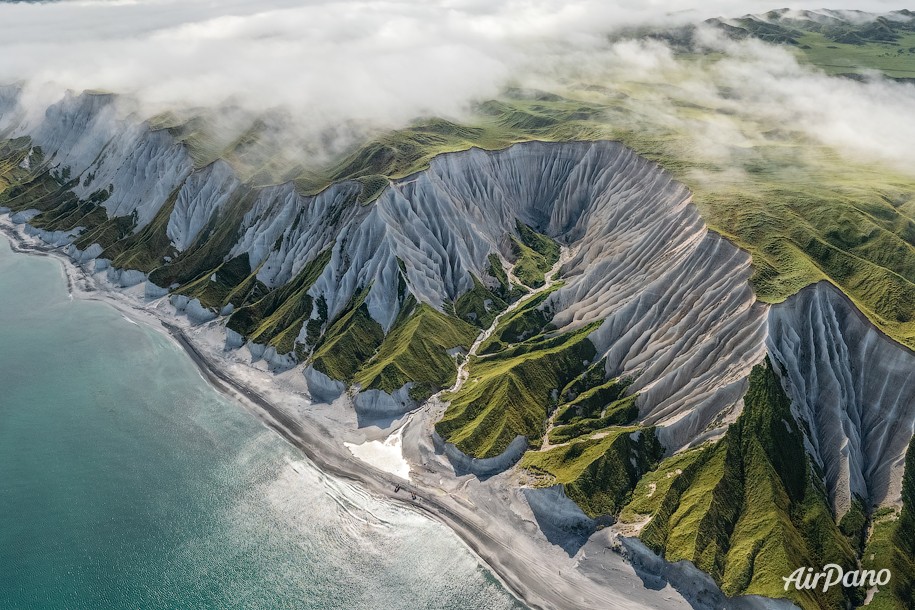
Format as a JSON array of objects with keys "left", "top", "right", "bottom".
[
  {"left": 435, "top": 322, "right": 599, "bottom": 458},
  {"left": 453, "top": 275, "right": 508, "bottom": 329},
  {"left": 618, "top": 447, "right": 708, "bottom": 524},
  {"left": 438, "top": 285, "right": 645, "bottom": 464},
  {"left": 477, "top": 286, "right": 560, "bottom": 355},
  {"left": 520, "top": 426, "right": 664, "bottom": 518},
  {"left": 861, "top": 436, "right": 915, "bottom": 609},
  {"left": 353, "top": 298, "right": 478, "bottom": 402},
  {"left": 511, "top": 222, "right": 561, "bottom": 288},
  {"left": 706, "top": 10, "right": 915, "bottom": 79},
  {"left": 795, "top": 31, "right": 915, "bottom": 79},
  {"left": 548, "top": 378, "right": 639, "bottom": 445},
  {"left": 226, "top": 248, "right": 332, "bottom": 355},
  {"left": 629, "top": 359, "right": 860, "bottom": 610},
  {"left": 309, "top": 288, "right": 386, "bottom": 382}
]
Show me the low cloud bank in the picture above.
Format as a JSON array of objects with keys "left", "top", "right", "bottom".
[{"left": 0, "top": 0, "right": 911, "bottom": 175}]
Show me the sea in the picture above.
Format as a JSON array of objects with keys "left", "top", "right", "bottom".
[{"left": 0, "top": 236, "right": 521, "bottom": 610}]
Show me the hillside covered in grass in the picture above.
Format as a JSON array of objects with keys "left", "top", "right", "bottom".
[{"left": 622, "top": 360, "right": 862, "bottom": 610}]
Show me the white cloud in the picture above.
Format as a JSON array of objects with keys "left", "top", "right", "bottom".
[
  {"left": 573, "top": 29, "right": 915, "bottom": 176},
  {"left": 0, "top": 0, "right": 912, "bottom": 175}
]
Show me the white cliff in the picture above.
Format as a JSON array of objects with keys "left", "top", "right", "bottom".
[
  {"left": 342, "top": 142, "right": 769, "bottom": 451},
  {"left": 229, "top": 180, "right": 362, "bottom": 289},
  {"left": 5, "top": 93, "right": 912, "bottom": 497},
  {"left": 768, "top": 281, "right": 915, "bottom": 515},
  {"left": 0, "top": 92, "right": 774, "bottom": 455},
  {"left": 166, "top": 160, "right": 239, "bottom": 251}
]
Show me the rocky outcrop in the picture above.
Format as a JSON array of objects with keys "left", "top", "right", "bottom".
[
  {"left": 228, "top": 180, "right": 363, "bottom": 290},
  {"left": 303, "top": 366, "right": 346, "bottom": 404},
  {"left": 5, "top": 91, "right": 194, "bottom": 229},
  {"left": 437, "top": 433, "right": 529, "bottom": 477},
  {"left": 523, "top": 485, "right": 597, "bottom": 555},
  {"left": 768, "top": 281, "right": 915, "bottom": 514},
  {"left": 617, "top": 538, "right": 800, "bottom": 610},
  {"left": 353, "top": 384, "right": 417, "bottom": 419},
  {"left": 169, "top": 294, "right": 218, "bottom": 324},
  {"left": 166, "top": 160, "right": 239, "bottom": 251}
]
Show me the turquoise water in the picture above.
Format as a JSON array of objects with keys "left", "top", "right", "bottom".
[{"left": 0, "top": 238, "right": 520, "bottom": 610}]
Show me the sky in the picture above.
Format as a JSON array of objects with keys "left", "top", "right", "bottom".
[{"left": 0, "top": 0, "right": 912, "bottom": 174}]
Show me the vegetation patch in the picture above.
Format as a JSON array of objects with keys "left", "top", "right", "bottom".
[
  {"left": 453, "top": 275, "right": 508, "bottom": 329},
  {"left": 226, "top": 248, "right": 332, "bottom": 355},
  {"left": 309, "top": 288, "right": 385, "bottom": 382},
  {"left": 435, "top": 322, "right": 599, "bottom": 458},
  {"left": 486, "top": 253, "right": 524, "bottom": 303},
  {"left": 618, "top": 446, "right": 709, "bottom": 525},
  {"left": 511, "top": 221, "right": 560, "bottom": 288},
  {"left": 520, "top": 426, "right": 664, "bottom": 518},
  {"left": 477, "top": 286, "right": 560, "bottom": 355},
  {"left": 354, "top": 298, "right": 478, "bottom": 402},
  {"left": 548, "top": 394, "right": 639, "bottom": 445},
  {"left": 630, "top": 359, "right": 861, "bottom": 610},
  {"left": 861, "top": 435, "right": 915, "bottom": 609}
]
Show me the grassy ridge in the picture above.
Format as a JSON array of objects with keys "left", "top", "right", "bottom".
[
  {"left": 310, "top": 288, "right": 385, "bottom": 382},
  {"left": 548, "top": 382, "right": 639, "bottom": 445},
  {"left": 226, "top": 248, "right": 332, "bottom": 354},
  {"left": 511, "top": 221, "right": 561, "bottom": 288},
  {"left": 453, "top": 275, "right": 508, "bottom": 329},
  {"left": 861, "top": 436, "right": 915, "bottom": 609},
  {"left": 435, "top": 322, "right": 599, "bottom": 458},
  {"left": 630, "top": 359, "right": 860, "bottom": 610},
  {"left": 477, "top": 286, "right": 560, "bottom": 355},
  {"left": 520, "top": 426, "right": 664, "bottom": 518},
  {"left": 705, "top": 10, "right": 915, "bottom": 78},
  {"left": 353, "top": 298, "right": 478, "bottom": 402}
]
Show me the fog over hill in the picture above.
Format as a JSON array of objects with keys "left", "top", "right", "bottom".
[{"left": 0, "top": 0, "right": 911, "bottom": 171}]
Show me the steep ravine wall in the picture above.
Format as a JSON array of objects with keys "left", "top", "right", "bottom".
[
  {"left": 769, "top": 281, "right": 915, "bottom": 516},
  {"left": 388, "top": 143, "right": 770, "bottom": 452}
]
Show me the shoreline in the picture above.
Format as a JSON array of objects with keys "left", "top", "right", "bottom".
[{"left": 0, "top": 217, "right": 702, "bottom": 610}]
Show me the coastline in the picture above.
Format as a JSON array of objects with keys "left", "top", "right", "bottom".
[{"left": 0, "top": 216, "right": 708, "bottom": 610}]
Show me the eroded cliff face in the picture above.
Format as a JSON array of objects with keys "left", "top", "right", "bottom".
[
  {"left": 2, "top": 91, "right": 912, "bottom": 504},
  {"left": 3, "top": 90, "right": 194, "bottom": 229},
  {"left": 768, "top": 282, "right": 915, "bottom": 515},
  {"left": 0, "top": 90, "right": 767, "bottom": 453},
  {"left": 369, "top": 143, "right": 768, "bottom": 451}
]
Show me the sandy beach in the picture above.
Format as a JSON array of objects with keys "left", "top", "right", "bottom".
[{"left": 0, "top": 214, "right": 737, "bottom": 610}]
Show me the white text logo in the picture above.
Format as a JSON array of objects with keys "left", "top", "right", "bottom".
[{"left": 783, "top": 564, "right": 891, "bottom": 592}]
